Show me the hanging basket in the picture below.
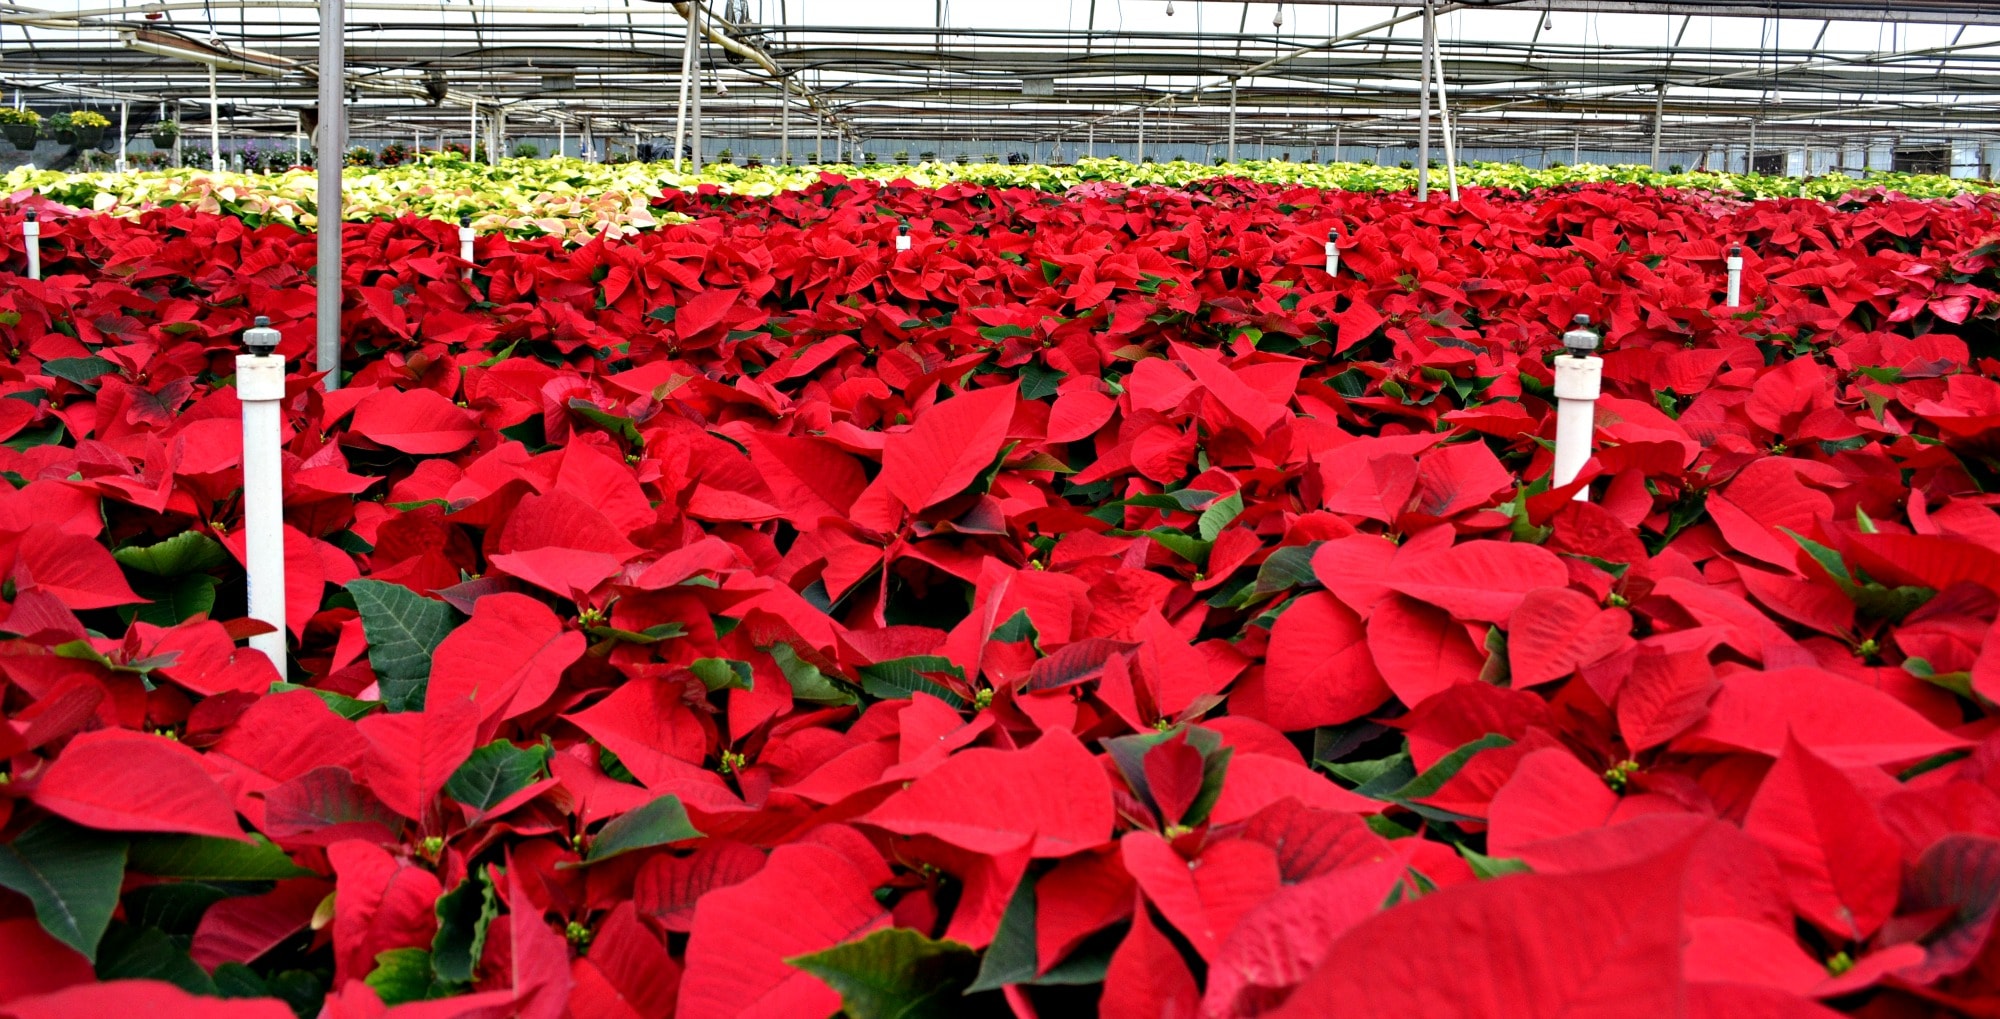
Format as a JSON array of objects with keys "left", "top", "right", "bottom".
[
  {"left": 3, "top": 124, "right": 37, "bottom": 151},
  {"left": 150, "top": 127, "right": 180, "bottom": 149},
  {"left": 71, "top": 125, "right": 105, "bottom": 150},
  {"left": 53, "top": 129, "right": 75, "bottom": 146}
]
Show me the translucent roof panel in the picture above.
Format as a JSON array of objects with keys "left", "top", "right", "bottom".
[{"left": 4, "top": 0, "right": 1999, "bottom": 152}]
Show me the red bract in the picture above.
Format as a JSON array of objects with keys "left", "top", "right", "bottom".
[{"left": 2, "top": 175, "right": 1999, "bottom": 1016}]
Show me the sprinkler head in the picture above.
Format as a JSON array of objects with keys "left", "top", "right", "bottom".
[
  {"left": 460, "top": 213, "right": 472, "bottom": 228},
  {"left": 1729, "top": 243, "right": 1741, "bottom": 258},
  {"left": 244, "top": 315, "right": 281, "bottom": 357},
  {"left": 23, "top": 208, "right": 35, "bottom": 223},
  {"left": 1561, "top": 313, "right": 1599, "bottom": 354}
]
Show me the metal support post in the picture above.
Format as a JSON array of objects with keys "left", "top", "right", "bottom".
[{"left": 316, "top": 0, "right": 346, "bottom": 388}]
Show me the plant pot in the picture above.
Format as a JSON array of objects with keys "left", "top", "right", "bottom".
[
  {"left": 3, "top": 124, "right": 36, "bottom": 151},
  {"left": 151, "top": 130, "right": 179, "bottom": 149},
  {"left": 72, "top": 125, "right": 106, "bottom": 150},
  {"left": 53, "top": 129, "right": 74, "bottom": 146}
]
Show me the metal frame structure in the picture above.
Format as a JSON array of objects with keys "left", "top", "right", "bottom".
[{"left": 4, "top": 0, "right": 2000, "bottom": 166}]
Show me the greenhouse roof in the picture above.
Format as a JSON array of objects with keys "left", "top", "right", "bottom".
[{"left": 5, "top": 0, "right": 2000, "bottom": 150}]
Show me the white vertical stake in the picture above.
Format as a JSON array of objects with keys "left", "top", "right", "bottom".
[
  {"left": 22, "top": 209, "right": 39, "bottom": 281},
  {"left": 1725, "top": 243, "right": 1743, "bottom": 308},
  {"left": 1324, "top": 226, "right": 1340, "bottom": 276},
  {"left": 459, "top": 215, "right": 476, "bottom": 277},
  {"left": 895, "top": 222, "right": 911, "bottom": 252},
  {"left": 239, "top": 317, "right": 288, "bottom": 674},
  {"left": 1552, "top": 314, "right": 1601, "bottom": 502}
]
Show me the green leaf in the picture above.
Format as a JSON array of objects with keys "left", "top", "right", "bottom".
[
  {"left": 211, "top": 962, "right": 271, "bottom": 999},
  {"left": 42, "top": 356, "right": 118, "bottom": 388},
  {"left": 578, "top": 796, "right": 702, "bottom": 865},
  {"left": 1322, "top": 753, "right": 1406, "bottom": 787},
  {"left": 124, "top": 574, "right": 219, "bottom": 627},
  {"left": 1904, "top": 656, "right": 1975, "bottom": 698},
  {"left": 1366, "top": 814, "right": 1418, "bottom": 839},
  {"left": 856, "top": 656, "right": 969, "bottom": 710},
  {"left": 988, "top": 608, "right": 1042, "bottom": 649},
  {"left": 115, "top": 531, "right": 229, "bottom": 577},
  {"left": 976, "top": 324, "right": 1034, "bottom": 342},
  {"left": 125, "top": 883, "right": 233, "bottom": 936},
  {"left": 126, "top": 834, "right": 311, "bottom": 880},
  {"left": 1388, "top": 734, "right": 1513, "bottom": 804},
  {"left": 767, "top": 642, "right": 859, "bottom": 706},
  {"left": 1099, "top": 725, "right": 1233, "bottom": 828},
  {"left": 1197, "top": 491, "right": 1245, "bottom": 542},
  {"left": 1456, "top": 844, "right": 1532, "bottom": 880},
  {"left": 444, "top": 740, "right": 552, "bottom": 815},
  {"left": 3, "top": 421, "right": 64, "bottom": 453},
  {"left": 346, "top": 579, "right": 459, "bottom": 712},
  {"left": 689, "top": 657, "right": 754, "bottom": 692},
  {"left": 0, "top": 819, "right": 128, "bottom": 961},
  {"left": 1125, "top": 527, "right": 1210, "bottom": 564},
  {"left": 584, "top": 621, "right": 688, "bottom": 646},
  {"left": 566, "top": 399, "right": 644, "bottom": 446},
  {"left": 1123, "top": 488, "right": 1218, "bottom": 513},
  {"left": 96, "top": 924, "right": 217, "bottom": 994},
  {"left": 364, "top": 947, "right": 458, "bottom": 1005},
  {"left": 1247, "top": 542, "right": 1321, "bottom": 599},
  {"left": 1019, "top": 362, "right": 1067, "bottom": 401},
  {"left": 431, "top": 868, "right": 498, "bottom": 984},
  {"left": 968, "top": 878, "right": 1036, "bottom": 992},
  {"left": 269, "top": 683, "right": 382, "bottom": 720},
  {"left": 786, "top": 927, "right": 981, "bottom": 1019},
  {"left": 968, "top": 875, "right": 1107, "bottom": 993},
  {"left": 1343, "top": 735, "right": 1514, "bottom": 824},
  {"left": 1781, "top": 528, "right": 1854, "bottom": 586},
  {"left": 1851, "top": 584, "right": 1936, "bottom": 622}
]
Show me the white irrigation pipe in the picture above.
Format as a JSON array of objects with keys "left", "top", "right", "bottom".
[
  {"left": 22, "top": 209, "right": 39, "bottom": 280},
  {"left": 1725, "top": 243, "right": 1743, "bottom": 307},
  {"left": 1552, "top": 314, "right": 1601, "bottom": 502},
  {"left": 239, "top": 317, "right": 288, "bottom": 672},
  {"left": 895, "top": 221, "right": 911, "bottom": 252},
  {"left": 458, "top": 214, "right": 476, "bottom": 277},
  {"left": 1324, "top": 225, "right": 1340, "bottom": 276}
]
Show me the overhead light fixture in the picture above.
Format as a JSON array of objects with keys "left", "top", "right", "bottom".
[
  {"left": 1273, "top": 5, "right": 1283, "bottom": 28},
  {"left": 121, "top": 29, "right": 291, "bottom": 76},
  {"left": 1166, "top": 0, "right": 1175, "bottom": 14},
  {"left": 1545, "top": 12, "right": 1555, "bottom": 30}
]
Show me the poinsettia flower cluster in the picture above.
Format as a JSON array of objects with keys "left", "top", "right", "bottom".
[{"left": 1, "top": 173, "right": 1999, "bottom": 1018}]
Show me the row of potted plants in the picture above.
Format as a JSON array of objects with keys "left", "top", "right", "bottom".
[{"left": 0, "top": 109, "right": 178, "bottom": 152}]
